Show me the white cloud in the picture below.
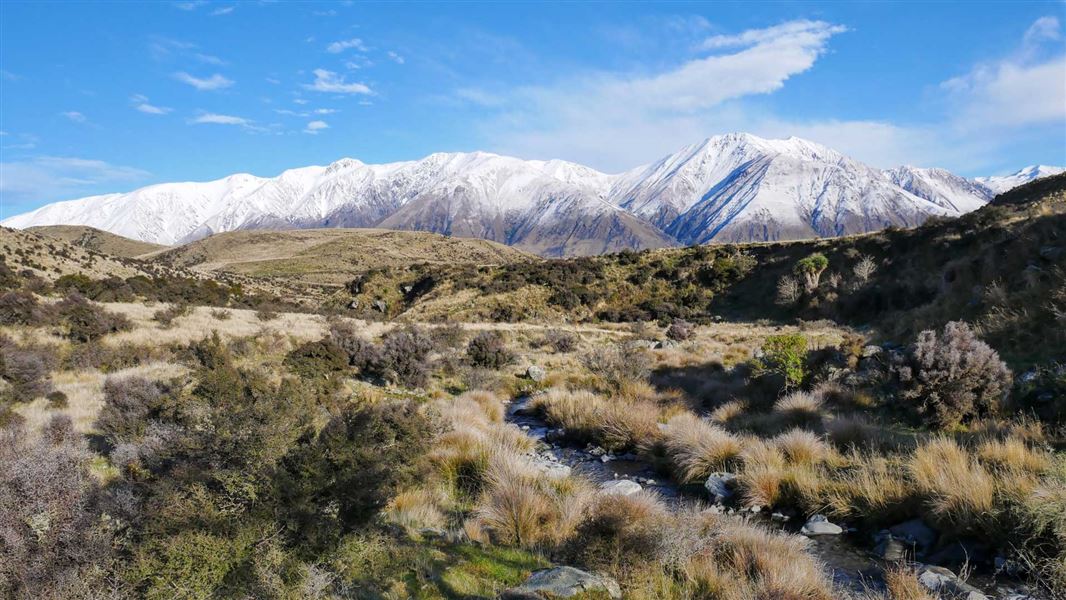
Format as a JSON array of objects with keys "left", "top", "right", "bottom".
[
  {"left": 61, "top": 111, "right": 87, "bottom": 123},
  {"left": 194, "top": 53, "right": 226, "bottom": 66},
  {"left": 211, "top": 6, "right": 234, "bottom": 15},
  {"left": 387, "top": 51, "right": 405, "bottom": 64},
  {"left": 941, "top": 16, "right": 1065, "bottom": 130},
  {"left": 173, "top": 71, "right": 234, "bottom": 91},
  {"left": 190, "top": 112, "right": 251, "bottom": 126},
  {"left": 304, "top": 120, "right": 329, "bottom": 134},
  {"left": 327, "top": 38, "right": 368, "bottom": 53},
  {"left": 313, "top": 108, "right": 337, "bottom": 114},
  {"left": 303, "top": 69, "right": 372, "bottom": 94},
  {"left": 471, "top": 19, "right": 848, "bottom": 170},
  {"left": 0, "top": 156, "right": 150, "bottom": 212},
  {"left": 130, "top": 94, "right": 172, "bottom": 115},
  {"left": 174, "top": 0, "right": 207, "bottom": 10},
  {"left": 265, "top": 77, "right": 281, "bottom": 84}
]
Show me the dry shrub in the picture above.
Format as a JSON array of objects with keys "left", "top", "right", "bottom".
[
  {"left": 825, "top": 415, "right": 897, "bottom": 452},
  {"left": 976, "top": 437, "right": 1050, "bottom": 475},
  {"left": 466, "top": 331, "right": 514, "bottom": 369},
  {"left": 909, "top": 437, "right": 996, "bottom": 534},
  {"left": 538, "top": 329, "right": 578, "bottom": 353},
  {"left": 665, "top": 320, "right": 694, "bottom": 342},
  {"left": 889, "top": 321, "right": 1012, "bottom": 428},
  {"left": 660, "top": 413, "right": 742, "bottom": 482},
  {"left": 581, "top": 342, "right": 651, "bottom": 389},
  {"left": 773, "top": 429, "right": 831, "bottom": 465}
]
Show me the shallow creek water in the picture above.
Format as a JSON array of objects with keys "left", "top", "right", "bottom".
[{"left": 505, "top": 396, "right": 1049, "bottom": 599}]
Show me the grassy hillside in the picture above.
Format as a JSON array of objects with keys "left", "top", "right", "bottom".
[
  {"left": 27, "top": 225, "right": 168, "bottom": 258},
  {"left": 148, "top": 228, "right": 535, "bottom": 286},
  {"left": 1, "top": 226, "right": 156, "bottom": 281},
  {"left": 337, "top": 174, "right": 1066, "bottom": 366}
]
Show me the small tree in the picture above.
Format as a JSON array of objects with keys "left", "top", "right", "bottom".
[
  {"left": 794, "top": 253, "right": 829, "bottom": 293},
  {"left": 754, "top": 333, "right": 808, "bottom": 389},
  {"left": 776, "top": 275, "right": 802, "bottom": 305},
  {"left": 852, "top": 255, "right": 877, "bottom": 285},
  {"left": 467, "top": 331, "right": 514, "bottom": 369}
]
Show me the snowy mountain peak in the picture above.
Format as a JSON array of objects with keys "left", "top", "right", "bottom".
[
  {"left": 2, "top": 134, "right": 1053, "bottom": 256},
  {"left": 975, "top": 165, "right": 1066, "bottom": 194}
]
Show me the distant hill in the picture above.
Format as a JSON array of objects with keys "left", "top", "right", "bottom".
[
  {"left": 27, "top": 225, "right": 168, "bottom": 258},
  {"left": 0, "top": 226, "right": 157, "bottom": 282},
  {"left": 148, "top": 228, "right": 534, "bottom": 285}
]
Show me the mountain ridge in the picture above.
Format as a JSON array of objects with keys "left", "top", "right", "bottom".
[{"left": 4, "top": 133, "right": 1061, "bottom": 256}]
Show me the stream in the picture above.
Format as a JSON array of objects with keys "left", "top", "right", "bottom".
[{"left": 506, "top": 395, "right": 1049, "bottom": 600}]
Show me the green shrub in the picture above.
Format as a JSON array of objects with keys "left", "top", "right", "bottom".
[
  {"left": 276, "top": 400, "right": 432, "bottom": 551},
  {"left": 794, "top": 253, "right": 829, "bottom": 292},
  {"left": 754, "top": 333, "right": 808, "bottom": 389},
  {"left": 153, "top": 303, "right": 190, "bottom": 329},
  {"left": 55, "top": 293, "right": 131, "bottom": 343},
  {"left": 285, "top": 339, "right": 349, "bottom": 382}
]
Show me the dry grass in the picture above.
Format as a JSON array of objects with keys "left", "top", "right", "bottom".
[
  {"left": 976, "top": 437, "right": 1051, "bottom": 475},
  {"left": 530, "top": 387, "right": 661, "bottom": 451},
  {"left": 660, "top": 413, "right": 743, "bottom": 482},
  {"left": 14, "top": 361, "right": 187, "bottom": 437},
  {"left": 823, "top": 454, "right": 916, "bottom": 525},
  {"left": 103, "top": 302, "right": 337, "bottom": 346},
  {"left": 383, "top": 488, "right": 448, "bottom": 533},
  {"left": 774, "top": 429, "right": 832, "bottom": 465},
  {"left": 909, "top": 437, "right": 997, "bottom": 533},
  {"left": 708, "top": 400, "right": 747, "bottom": 425}
]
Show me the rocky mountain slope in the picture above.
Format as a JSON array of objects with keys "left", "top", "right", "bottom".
[{"left": 4, "top": 133, "right": 1061, "bottom": 256}]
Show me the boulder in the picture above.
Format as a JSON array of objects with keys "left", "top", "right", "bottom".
[
  {"left": 372, "top": 299, "right": 388, "bottom": 313},
  {"left": 526, "top": 365, "right": 547, "bottom": 382},
  {"left": 888, "top": 518, "right": 937, "bottom": 555},
  {"left": 704, "top": 472, "right": 736, "bottom": 504},
  {"left": 861, "top": 345, "right": 883, "bottom": 359},
  {"left": 873, "top": 530, "right": 908, "bottom": 562},
  {"left": 600, "top": 479, "right": 642, "bottom": 496},
  {"left": 916, "top": 565, "right": 989, "bottom": 600},
  {"left": 501, "top": 566, "right": 622, "bottom": 599},
  {"left": 800, "top": 514, "right": 843, "bottom": 536},
  {"left": 654, "top": 339, "right": 679, "bottom": 349}
]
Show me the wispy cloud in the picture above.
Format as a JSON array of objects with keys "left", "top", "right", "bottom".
[
  {"left": 211, "top": 6, "right": 234, "bottom": 16},
  {"left": 131, "top": 94, "right": 172, "bottom": 115},
  {"left": 190, "top": 112, "right": 251, "bottom": 126},
  {"left": 173, "top": 71, "right": 234, "bottom": 91},
  {"left": 304, "top": 120, "right": 329, "bottom": 134},
  {"left": 387, "top": 51, "right": 405, "bottom": 64},
  {"left": 174, "top": 0, "right": 207, "bottom": 10},
  {"left": 303, "top": 69, "right": 372, "bottom": 94},
  {"left": 469, "top": 19, "right": 848, "bottom": 170},
  {"left": 149, "top": 36, "right": 226, "bottom": 65},
  {"left": 61, "top": 111, "right": 87, "bottom": 123},
  {"left": 327, "top": 38, "right": 368, "bottom": 53},
  {"left": 0, "top": 156, "right": 150, "bottom": 213}
]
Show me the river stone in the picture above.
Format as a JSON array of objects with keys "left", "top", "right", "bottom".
[
  {"left": 800, "top": 514, "right": 843, "bottom": 536},
  {"left": 889, "top": 518, "right": 937, "bottom": 554},
  {"left": 873, "top": 530, "right": 908, "bottom": 562},
  {"left": 600, "top": 479, "right": 642, "bottom": 496},
  {"left": 704, "top": 472, "right": 736, "bottom": 504},
  {"left": 501, "top": 566, "right": 622, "bottom": 599},
  {"left": 916, "top": 565, "right": 989, "bottom": 600},
  {"left": 526, "top": 365, "right": 547, "bottom": 382}
]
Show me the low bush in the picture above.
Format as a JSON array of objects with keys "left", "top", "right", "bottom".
[
  {"left": 665, "top": 319, "right": 694, "bottom": 341},
  {"left": 466, "top": 331, "right": 514, "bottom": 369},
  {"left": 538, "top": 329, "right": 578, "bottom": 353},
  {"left": 55, "top": 293, "right": 131, "bottom": 343},
  {"left": 888, "top": 321, "right": 1012, "bottom": 428},
  {"left": 152, "top": 303, "right": 190, "bottom": 328},
  {"left": 285, "top": 339, "right": 349, "bottom": 382},
  {"left": 0, "top": 290, "right": 52, "bottom": 326},
  {"left": 580, "top": 342, "right": 651, "bottom": 389},
  {"left": 0, "top": 342, "right": 53, "bottom": 401},
  {"left": 46, "top": 390, "right": 68, "bottom": 409},
  {"left": 97, "top": 376, "right": 164, "bottom": 445}
]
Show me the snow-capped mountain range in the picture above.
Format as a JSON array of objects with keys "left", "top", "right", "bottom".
[{"left": 3, "top": 133, "right": 1061, "bottom": 256}]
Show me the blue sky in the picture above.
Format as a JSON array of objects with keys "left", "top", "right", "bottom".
[{"left": 1, "top": 1, "right": 1064, "bottom": 217}]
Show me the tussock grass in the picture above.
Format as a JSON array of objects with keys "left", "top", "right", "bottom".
[
  {"left": 976, "top": 437, "right": 1051, "bottom": 475},
  {"left": 530, "top": 387, "right": 661, "bottom": 451},
  {"left": 774, "top": 428, "right": 832, "bottom": 465},
  {"left": 909, "top": 437, "right": 997, "bottom": 534},
  {"left": 660, "top": 413, "right": 742, "bottom": 482}
]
